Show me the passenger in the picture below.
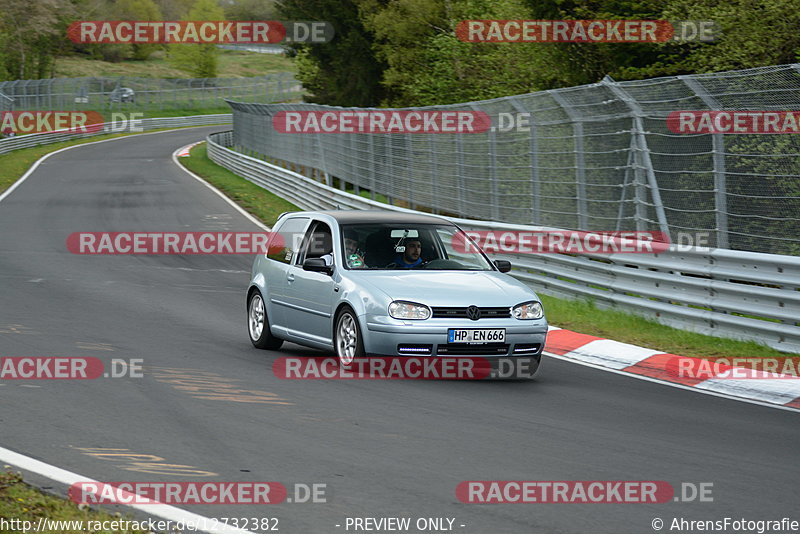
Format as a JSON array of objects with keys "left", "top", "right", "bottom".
[{"left": 344, "top": 236, "right": 366, "bottom": 268}]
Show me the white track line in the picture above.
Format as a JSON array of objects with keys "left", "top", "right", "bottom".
[
  {"left": 543, "top": 351, "right": 800, "bottom": 414},
  {"left": 0, "top": 126, "right": 222, "bottom": 205},
  {"left": 0, "top": 446, "right": 254, "bottom": 534},
  {"left": 171, "top": 143, "right": 269, "bottom": 231}
]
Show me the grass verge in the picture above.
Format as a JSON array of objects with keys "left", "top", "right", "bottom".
[
  {"left": 179, "top": 143, "right": 298, "bottom": 226},
  {"left": 0, "top": 124, "right": 228, "bottom": 195},
  {"left": 540, "top": 294, "right": 791, "bottom": 360},
  {"left": 0, "top": 470, "right": 146, "bottom": 534}
]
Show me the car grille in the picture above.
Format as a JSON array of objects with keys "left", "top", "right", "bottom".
[
  {"left": 436, "top": 344, "right": 510, "bottom": 356},
  {"left": 431, "top": 306, "right": 511, "bottom": 319}
]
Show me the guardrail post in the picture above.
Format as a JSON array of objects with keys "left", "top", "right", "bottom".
[{"left": 680, "top": 76, "right": 729, "bottom": 249}]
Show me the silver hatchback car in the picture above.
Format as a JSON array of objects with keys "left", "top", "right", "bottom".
[{"left": 247, "top": 211, "right": 548, "bottom": 375}]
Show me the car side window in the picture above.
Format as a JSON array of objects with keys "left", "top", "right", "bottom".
[
  {"left": 296, "top": 221, "right": 333, "bottom": 265},
  {"left": 266, "top": 217, "right": 309, "bottom": 264}
]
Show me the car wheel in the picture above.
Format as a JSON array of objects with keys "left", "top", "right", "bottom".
[
  {"left": 334, "top": 308, "right": 364, "bottom": 366},
  {"left": 248, "top": 291, "right": 283, "bottom": 350}
]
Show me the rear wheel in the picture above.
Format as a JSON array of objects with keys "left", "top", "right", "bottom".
[
  {"left": 248, "top": 291, "right": 283, "bottom": 350},
  {"left": 334, "top": 308, "right": 365, "bottom": 366}
]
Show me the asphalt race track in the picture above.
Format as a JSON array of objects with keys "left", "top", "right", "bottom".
[{"left": 1, "top": 126, "right": 797, "bottom": 534}]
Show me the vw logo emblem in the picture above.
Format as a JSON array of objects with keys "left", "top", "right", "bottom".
[{"left": 466, "top": 305, "right": 481, "bottom": 321}]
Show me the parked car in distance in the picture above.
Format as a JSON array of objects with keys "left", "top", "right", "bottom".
[{"left": 109, "top": 87, "right": 135, "bottom": 103}]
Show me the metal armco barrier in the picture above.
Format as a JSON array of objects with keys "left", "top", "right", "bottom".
[
  {"left": 0, "top": 114, "right": 231, "bottom": 156},
  {"left": 207, "top": 131, "right": 800, "bottom": 354}
]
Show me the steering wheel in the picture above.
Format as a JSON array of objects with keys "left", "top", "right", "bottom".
[
  {"left": 422, "top": 259, "right": 463, "bottom": 269},
  {"left": 384, "top": 260, "right": 430, "bottom": 269}
]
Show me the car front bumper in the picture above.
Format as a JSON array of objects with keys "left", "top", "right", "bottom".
[{"left": 363, "top": 315, "right": 548, "bottom": 358}]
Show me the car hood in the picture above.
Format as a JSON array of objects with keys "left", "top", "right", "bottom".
[{"left": 348, "top": 270, "right": 538, "bottom": 307}]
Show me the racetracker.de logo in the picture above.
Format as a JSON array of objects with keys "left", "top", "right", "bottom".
[
  {"left": 667, "top": 111, "right": 800, "bottom": 134},
  {"left": 67, "top": 21, "right": 286, "bottom": 44},
  {"left": 273, "top": 357, "right": 493, "bottom": 380},
  {"left": 0, "top": 111, "right": 104, "bottom": 134},
  {"left": 456, "top": 481, "right": 674, "bottom": 503},
  {"left": 66, "top": 232, "right": 281, "bottom": 255},
  {"left": 452, "top": 231, "right": 671, "bottom": 255},
  {"left": 69, "top": 481, "right": 287, "bottom": 505},
  {"left": 0, "top": 357, "right": 142, "bottom": 379},
  {"left": 665, "top": 357, "right": 800, "bottom": 380},
  {"left": 272, "top": 110, "right": 492, "bottom": 134},
  {"left": 456, "top": 20, "right": 716, "bottom": 43}
]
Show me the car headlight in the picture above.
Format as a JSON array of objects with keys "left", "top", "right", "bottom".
[
  {"left": 512, "top": 301, "right": 543, "bottom": 320},
  {"left": 389, "top": 301, "right": 431, "bottom": 320}
]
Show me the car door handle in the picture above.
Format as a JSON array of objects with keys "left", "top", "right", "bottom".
[{"left": 287, "top": 273, "right": 295, "bottom": 282}]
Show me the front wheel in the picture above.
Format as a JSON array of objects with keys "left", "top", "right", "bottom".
[
  {"left": 334, "top": 308, "right": 365, "bottom": 366},
  {"left": 248, "top": 291, "right": 283, "bottom": 350}
]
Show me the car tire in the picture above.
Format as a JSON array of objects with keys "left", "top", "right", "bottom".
[
  {"left": 334, "top": 307, "right": 365, "bottom": 367},
  {"left": 248, "top": 290, "right": 283, "bottom": 350}
]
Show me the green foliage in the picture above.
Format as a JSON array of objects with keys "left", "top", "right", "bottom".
[
  {"left": 0, "top": 0, "right": 73, "bottom": 80},
  {"left": 278, "top": 0, "right": 386, "bottom": 106},
  {"left": 168, "top": 0, "right": 225, "bottom": 78},
  {"left": 224, "top": 0, "right": 279, "bottom": 20},
  {"left": 115, "top": 0, "right": 164, "bottom": 60}
]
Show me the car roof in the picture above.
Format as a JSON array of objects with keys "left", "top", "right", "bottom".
[{"left": 281, "top": 210, "right": 454, "bottom": 225}]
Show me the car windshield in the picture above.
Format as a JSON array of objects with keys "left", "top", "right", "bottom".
[{"left": 340, "top": 223, "right": 494, "bottom": 270}]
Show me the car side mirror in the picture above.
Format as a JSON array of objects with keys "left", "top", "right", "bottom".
[
  {"left": 303, "top": 257, "right": 333, "bottom": 275},
  {"left": 494, "top": 260, "right": 512, "bottom": 273}
]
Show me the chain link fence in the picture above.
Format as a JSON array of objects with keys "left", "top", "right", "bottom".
[
  {"left": 0, "top": 73, "right": 301, "bottom": 114},
  {"left": 227, "top": 63, "right": 800, "bottom": 256}
]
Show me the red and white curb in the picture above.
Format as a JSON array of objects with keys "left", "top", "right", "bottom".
[
  {"left": 176, "top": 141, "right": 202, "bottom": 157},
  {"left": 543, "top": 326, "right": 800, "bottom": 411}
]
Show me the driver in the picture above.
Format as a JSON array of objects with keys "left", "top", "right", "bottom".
[{"left": 393, "top": 238, "right": 424, "bottom": 268}]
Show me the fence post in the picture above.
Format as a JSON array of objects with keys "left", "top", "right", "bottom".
[
  {"left": 602, "top": 76, "right": 671, "bottom": 237},
  {"left": 550, "top": 90, "right": 588, "bottom": 230},
  {"left": 428, "top": 134, "right": 439, "bottom": 214},
  {"left": 509, "top": 96, "right": 540, "bottom": 225},
  {"left": 680, "top": 76, "right": 729, "bottom": 249},
  {"left": 367, "top": 134, "right": 377, "bottom": 199},
  {"left": 455, "top": 132, "right": 467, "bottom": 217},
  {"left": 469, "top": 104, "right": 499, "bottom": 221}
]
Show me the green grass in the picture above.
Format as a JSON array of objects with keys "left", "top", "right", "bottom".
[
  {"left": 540, "top": 294, "right": 791, "bottom": 360},
  {"left": 179, "top": 143, "right": 298, "bottom": 226},
  {"left": 54, "top": 49, "right": 295, "bottom": 78},
  {"left": 0, "top": 124, "right": 228, "bottom": 195},
  {"left": 0, "top": 470, "right": 146, "bottom": 534}
]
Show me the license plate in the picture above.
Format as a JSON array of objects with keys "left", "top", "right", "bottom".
[{"left": 448, "top": 328, "right": 505, "bottom": 344}]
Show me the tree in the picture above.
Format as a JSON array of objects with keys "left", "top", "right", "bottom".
[
  {"left": 0, "top": 0, "right": 73, "bottom": 80},
  {"left": 115, "top": 0, "right": 164, "bottom": 60},
  {"left": 278, "top": 0, "right": 387, "bottom": 106},
  {"left": 169, "top": 0, "right": 225, "bottom": 78}
]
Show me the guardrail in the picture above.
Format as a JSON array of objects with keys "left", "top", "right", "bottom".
[
  {"left": 208, "top": 130, "right": 800, "bottom": 354},
  {"left": 0, "top": 114, "right": 231, "bottom": 156}
]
